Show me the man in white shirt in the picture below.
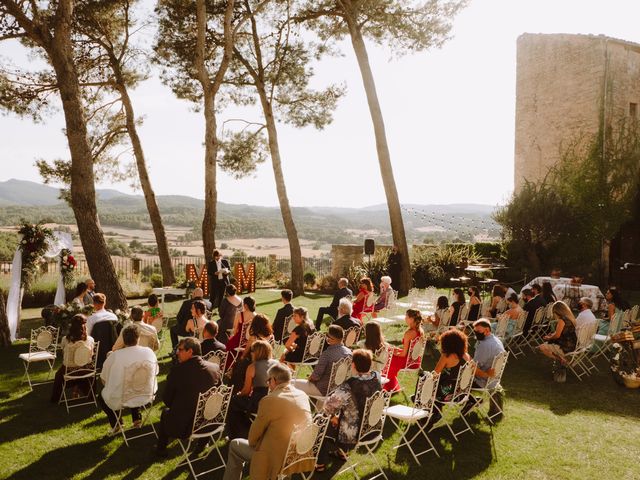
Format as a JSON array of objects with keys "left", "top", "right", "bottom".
[
  {"left": 86, "top": 293, "right": 118, "bottom": 336},
  {"left": 576, "top": 297, "right": 597, "bottom": 329},
  {"left": 98, "top": 324, "right": 158, "bottom": 435},
  {"left": 112, "top": 306, "right": 159, "bottom": 352}
]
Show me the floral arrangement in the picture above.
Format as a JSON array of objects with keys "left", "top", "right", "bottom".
[
  {"left": 44, "top": 302, "right": 94, "bottom": 336},
  {"left": 60, "top": 248, "right": 77, "bottom": 287},
  {"left": 18, "top": 222, "right": 53, "bottom": 291}
]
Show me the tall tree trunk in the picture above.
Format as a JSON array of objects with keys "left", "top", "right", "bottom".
[
  {"left": 345, "top": 20, "right": 411, "bottom": 296},
  {"left": 0, "top": 292, "right": 10, "bottom": 347},
  {"left": 201, "top": 89, "right": 218, "bottom": 263},
  {"left": 50, "top": 0, "right": 127, "bottom": 311},
  {"left": 259, "top": 94, "right": 304, "bottom": 297},
  {"left": 114, "top": 74, "right": 176, "bottom": 285}
]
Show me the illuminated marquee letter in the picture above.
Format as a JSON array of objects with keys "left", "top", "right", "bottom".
[
  {"left": 234, "top": 262, "right": 256, "bottom": 294},
  {"left": 185, "top": 264, "right": 209, "bottom": 297}
]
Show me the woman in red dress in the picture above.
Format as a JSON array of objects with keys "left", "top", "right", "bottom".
[
  {"left": 352, "top": 277, "right": 374, "bottom": 320},
  {"left": 383, "top": 309, "right": 424, "bottom": 393}
]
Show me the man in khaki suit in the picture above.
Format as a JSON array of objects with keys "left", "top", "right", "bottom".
[{"left": 223, "top": 363, "right": 312, "bottom": 480}]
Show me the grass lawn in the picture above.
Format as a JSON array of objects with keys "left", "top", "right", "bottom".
[{"left": 2, "top": 289, "right": 640, "bottom": 480}]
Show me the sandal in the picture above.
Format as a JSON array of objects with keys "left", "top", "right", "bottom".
[
  {"left": 330, "top": 447, "right": 349, "bottom": 462},
  {"left": 315, "top": 464, "right": 326, "bottom": 472}
]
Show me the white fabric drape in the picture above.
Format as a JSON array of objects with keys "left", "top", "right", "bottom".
[
  {"left": 6, "top": 248, "right": 22, "bottom": 341},
  {"left": 6, "top": 231, "right": 73, "bottom": 342}
]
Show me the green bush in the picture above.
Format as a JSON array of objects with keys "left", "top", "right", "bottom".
[
  {"left": 318, "top": 275, "right": 338, "bottom": 293},
  {"left": 149, "top": 273, "right": 163, "bottom": 288},
  {"left": 303, "top": 270, "right": 317, "bottom": 288},
  {"left": 411, "top": 244, "right": 480, "bottom": 288}
]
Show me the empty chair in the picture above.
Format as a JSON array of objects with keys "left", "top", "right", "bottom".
[{"left": 19, "top": 326, "right": 59, "bottom": 390}]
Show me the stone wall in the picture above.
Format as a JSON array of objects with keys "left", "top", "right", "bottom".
[
  {"left": 514, "top": 33, "right": 640, "bottom": 191},
  {"left": 331, "top": 244, "right": 393, "bottom": 277}
]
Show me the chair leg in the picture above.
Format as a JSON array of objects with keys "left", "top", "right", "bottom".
[{"left": 22, "top": 360, "right": 33, "bottom": 390}]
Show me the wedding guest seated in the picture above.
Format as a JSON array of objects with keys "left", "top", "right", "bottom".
[
  {"left": 272, "top": 289, "right": 294, "bottom": 342},
  {"left": 185, "top": 300, "right": 208, "bottom": 341},
  {"left": 600, "top": 287, "right": 631, "bottom": 334},
  {"left": 226, "top": 340, "right": 279, "bottom": 440},
  {"left": 98, "top": 324, "right": 158, "bottom": 435},
  {"left": 332, "top": 298, "right": 360, "bottom": 331},
  {"left": 71, "top": 282, "right": 88, "bottom": 308},
  {"left": 142, "top": 293, "right": 163, "bottom": 327},
  {"left": 522, "top": 286, "right": 546, "bottom": 336},
  {"left": 465, "top": 319, "right": 505, "bottom": 416},
  {"left": 171, "top": 288, "right": 211, "bottom": 350},
  {"left": 542, "top": 281, "right": 557, "bottom": 304},
  {"left": 281, "top": 307, "right": 315, "bottom": 364},
  {"left": 315, "top": 349, "right": 382, "bottom": 470},
  {"left": 156, "top": 338, "right": 221, "bottom": 457},
  {"left": 231, "top": 314, "right": 274, "bottom": 392},
  {"left": 222, "top": 363, "right": 312, "bottom": 480},
  {"left": 352, "top": 277, "right": 374, "bottom": 320},
  {"left": 50, "top": 314, "right": 94, "bottom": 403},
  {"left": 467, "top": 286, "right": 482, "bottom": 322},
  {"left": 315, "top": 278, "right": 352, "bottom": 330},
  {"left": 292, "top": 325, "right": 351, "bottom": 397},
  {"left": 226, "top": 296, "right": 257, "bottom": 353},
  {"left": 427, "top": 296, "right": 449, "bottom": 330},
  {"left": 427, "top": 328, "right": 472, "bottom": 426},
  {"left": 218, "top": 284, "right": 242, "bottom": 345},
  {"left": 200, "top": 321, "right": 226, "bottom": 356},
  {"left": 449, "top": 288, "right": 466, "bottom": 326},
  {"left": 531, "top": 283, "right": 548, "bottom": 306},
  {"left": 498, "top": 293, "right": 524, "bottom": 337},
  {"left": 373, "top": 276, "right": 393, "bottom": 313},
  {"left": 538, "top": 301, "right": 577, "bottom": 381},
  {"left": 112, "top": 306, "right": 159, "bottom": 352},
  {"left": 489, "top": 285, "right": 507, "bottom": 318},
  {"left": 86, "top": 293, "right": 117, "bottom": 336},
  {"left": 359, "top": 321, "right": 390, "bottom": 373},
  {"left": 575, "top": 297, "right": 597, "bottom": 329},
  {"left": 383, "top": 309, "right": 424, "bottom": 393}
]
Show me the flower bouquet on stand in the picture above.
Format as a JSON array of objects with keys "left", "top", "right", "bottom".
[{"left": 60, "top": 249, "right": 77, "bottom": 288}]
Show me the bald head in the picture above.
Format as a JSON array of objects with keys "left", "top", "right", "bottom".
[{"left": 193, "top": 288, "right": 204, "bottom": 298}]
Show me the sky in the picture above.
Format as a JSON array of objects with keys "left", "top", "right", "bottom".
[{"left": 1, "top": 0, "right": 640, "bottom": 208}]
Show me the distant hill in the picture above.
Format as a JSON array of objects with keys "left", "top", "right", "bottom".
[{"left": 0, "top": 179, "right": 501, "bottom": 243}]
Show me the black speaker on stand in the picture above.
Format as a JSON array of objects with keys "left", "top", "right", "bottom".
[{"left": 364, "top": 238, "right": 375, "bottom": 268}]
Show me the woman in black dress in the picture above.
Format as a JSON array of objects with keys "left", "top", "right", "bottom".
[
  {"left": 467, "top": 286, "right": 482, "bottom": 322},
  {"left": 281, "top": 307, "right": 314, "bottom": 363}
]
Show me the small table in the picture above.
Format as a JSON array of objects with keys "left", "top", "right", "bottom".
[{"left": 152, "top": 287, "right": 187, "bottom": 315}]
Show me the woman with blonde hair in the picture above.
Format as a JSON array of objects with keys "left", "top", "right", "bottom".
[{"left": 539, "top": 301, "right": 577, "bottom": 379}]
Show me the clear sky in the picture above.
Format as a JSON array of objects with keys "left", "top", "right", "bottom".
[{"left": 1, "top": 0, "right": 639, "bottom": 208}]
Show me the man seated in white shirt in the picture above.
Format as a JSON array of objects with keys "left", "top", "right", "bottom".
[
  {"left": 98, "top": 324, "right": 159, "bottom": 435},
  {"left": 86, "top": 293, "right": 118, "bottom": 336},
  {"left": 112, "top": 306, "right": 160, "bottom": 352},
  {"left": 575, "top": 297, "right": 597, "bottom": 329}
]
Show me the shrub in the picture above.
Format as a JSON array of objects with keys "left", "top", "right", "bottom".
[
  {"left": 150, "top": 273, "right": 163, "bottom": 288},
  {"left": 411, "top": 244, "right": 480, "bottom": 288},
  {"left": 303, "top": 270, "right": 317, "bottom": 288},
  {"left": 318, "top": 275, "right": 338, "bottom": 293}
]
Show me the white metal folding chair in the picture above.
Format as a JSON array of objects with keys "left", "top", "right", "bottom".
[
  {"left": 177, "top": 384, "right": 233, "bottom": 479},
  {"left": 375, "top": 343, "right": 394, "bottom": 386},
  {"left": 470, "top": 351, "right": 509, "bottom": 424},
  {"left": 433, "top": 360, "right": 477, "bottom": 441},
  {"left": 203, "top": 350, "right": 230, "bottom": 376},
  {"left": 60, "top": 341, "right": 100, "bottom": 413},
  {"left": 344, "top": 325, "right": 362, "bottom": 348},
  {"left": 565, "top": 322, "right": 599, "bottom": 380},
  {"left": 289, "top": 332, "right": 326, "bottom": 378},
  {"left": 399, "top": 336, "right": 425, "bottom": 376},
  {"left": 308, "top": 355, "right": 353, "bottom": 409},
  {"left": 505, "top": 311, "right": 528, "bottom": 358},
  {"left": 629, "top": 305, "right": 639, "bottom": 323},
  {"left": 591, "top": 311, "right": 624, "bottom": 362},
  {"left": 19, "top": 326, "right": 59, "bottom": 390},
  {"left": 360, "top": 293, "right": 378, "bottom": 323},
  {"left": 436, "top": 309, "right": 452, "bottom": 335},
  {"left": 281, "top": 314, "right": 296, "bottom": 344},
  {"left": 337, "top": 389, "right": 392, "bottom": 480},
  {"left": 384, "top": 371, "right": 441, "bottom": 464},
  {"left": 116, "top": 360, "right": 159, "bottom": 446},
  {"left": 277, "top": 414, "right": 330, "bottom": 480},
  {"left": 524, "top": 307, "right": 548, "bottom": 351}
]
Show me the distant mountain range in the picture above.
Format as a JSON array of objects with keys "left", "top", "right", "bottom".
[{"left": 0, "top": 179, "right": 500, "bottom": 242}]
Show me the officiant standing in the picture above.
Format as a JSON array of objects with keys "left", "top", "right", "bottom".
[{"left": 208, "top": 250, "right": 231, "bottom": 309}]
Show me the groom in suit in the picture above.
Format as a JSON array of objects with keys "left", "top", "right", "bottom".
[{"left": 208, "top": 250, "right": 231, "bottom": 309}]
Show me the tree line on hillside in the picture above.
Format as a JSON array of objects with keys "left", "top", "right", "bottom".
[{"left": 0, "top": 0, "right": 468, "bottom": 308}]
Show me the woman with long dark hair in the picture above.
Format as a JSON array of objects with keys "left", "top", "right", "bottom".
[{"left": 383, "top": 309, "right": 424, "bottom": 393}]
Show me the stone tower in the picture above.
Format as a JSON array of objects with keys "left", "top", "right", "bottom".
[{"left": 514, "top": 33, "right": 640, "bottom": 191}]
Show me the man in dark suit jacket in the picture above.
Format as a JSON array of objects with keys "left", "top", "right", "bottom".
[
  {"left": 273, "top": 289, "right": 294, "bottom": 342},
  {"left": 332, "top": 298, "right": 360, "bottom": 331},
  {"left": 522, "top": 286, "right": 546, "bottom": 336},
  {"left": 156, "top": 337, "right": 221, "bottom": 456},
  {"left": 315, "top": 278, "right": 352, "bottom": 330},
  {"left": 208, "top": 250, "right": 231, "bottom": 309},
  {"left": 170, "top": 288, "right": 211, "bottom": 351},
  {"left": 201, "top": 322, "right": 226, "bottom": 356}
]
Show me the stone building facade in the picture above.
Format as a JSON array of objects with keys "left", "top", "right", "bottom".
[{"left": 514, "top": 33, "right": 640, "bottom": 191}]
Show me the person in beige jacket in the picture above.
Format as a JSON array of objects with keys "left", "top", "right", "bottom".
[{"left": 223, "top": 363, "right": 312, "bottom": 480}]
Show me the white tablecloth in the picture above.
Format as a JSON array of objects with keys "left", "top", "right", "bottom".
[
  {"left": 152, "top": 287, "right": 187, "bottom": 314},
  {"left": 552, "top": 284, "right": 605, "bottom": 311}
]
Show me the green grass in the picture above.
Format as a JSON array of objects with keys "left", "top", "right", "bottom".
[{"left": 2, "top": 289, "right": 640, "bottom": 480}]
